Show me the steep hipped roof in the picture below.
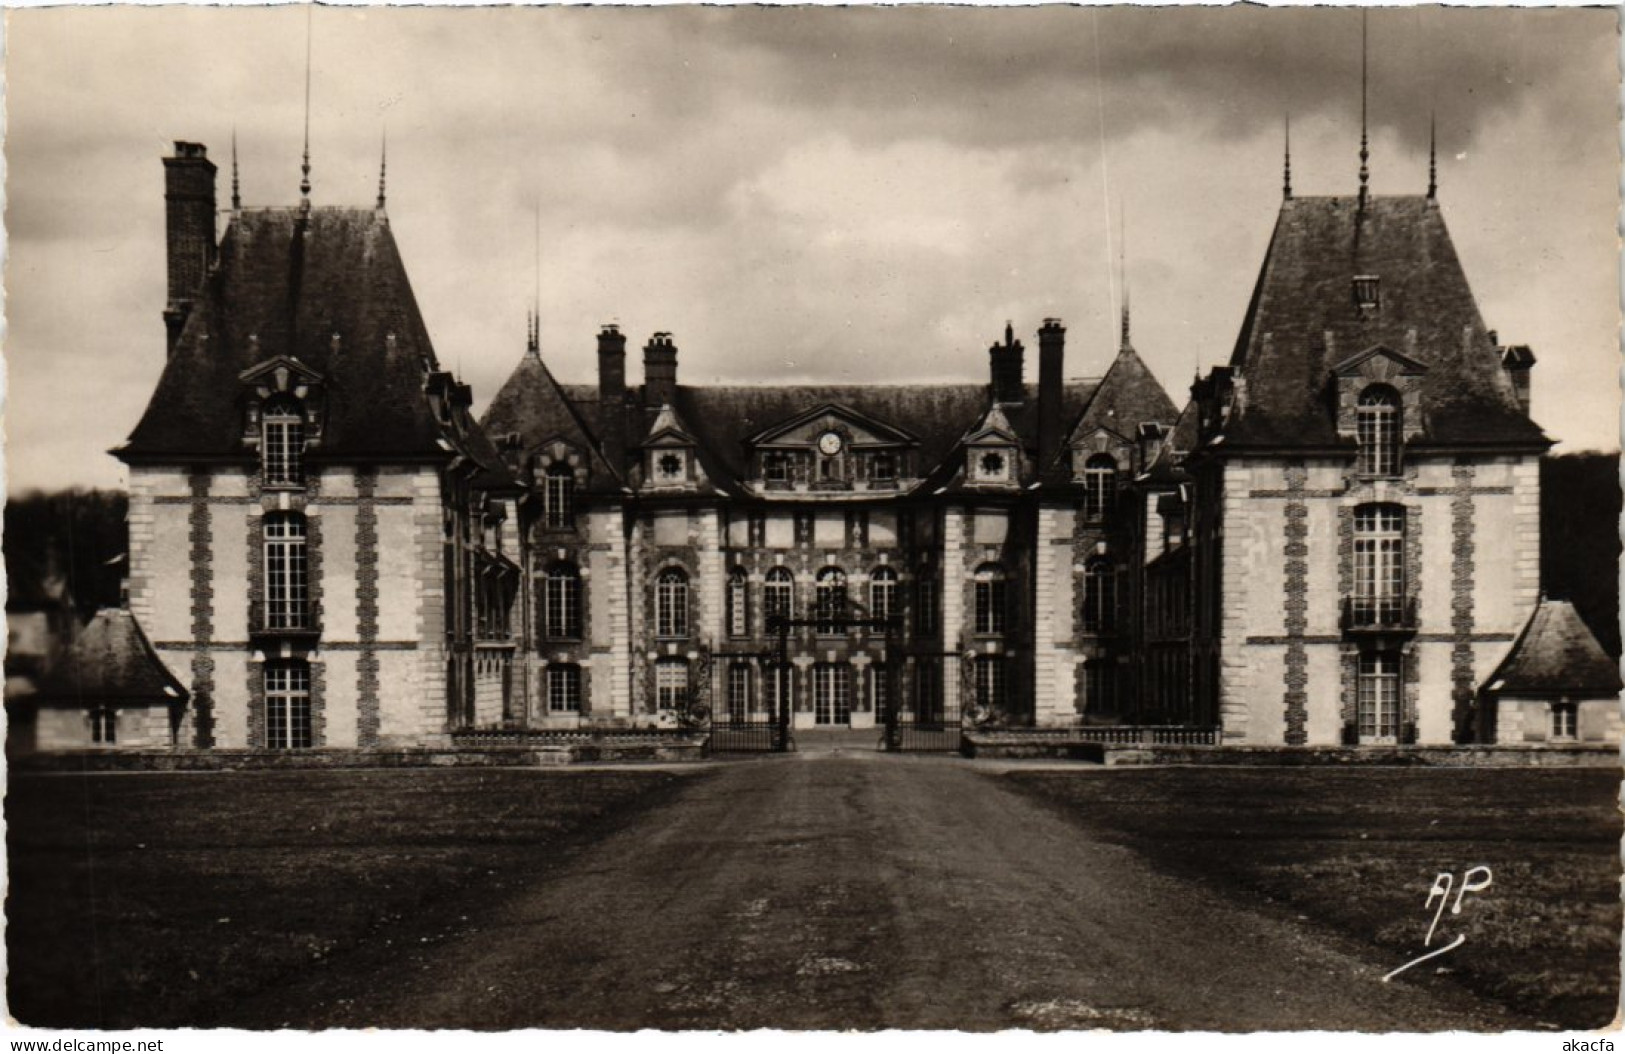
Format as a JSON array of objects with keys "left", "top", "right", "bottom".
[
  {"left": 33, "top": 609, "right": 188, "bottom": 707},
  {"left": 1063, "top": 344, "right": 1180, "bottom": 450},
  {"left": 1223, "top": 195, "right": 1548, "bottom": 450},
  {"left": 481, "top": 350, "right": 623, "bottom": 491},
  {"left": 121, "top": 208, "right": 457, "bottom": 462},
  {"left": 1486, "top": 599, "right": 1622, "bottom": 697}
]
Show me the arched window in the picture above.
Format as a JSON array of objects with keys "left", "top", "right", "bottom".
[
  {"left": 1357, "top": 385, "right": 1402, "bottom": 476},
  {"left": 655, "top": 568, "right": 689, "bottom": 639},
  {"left": 1082, "top": 556, "right": 1116, "bottom": 634},
  {"left": 264, "top": 512, "right": 309, "bottom": 631},
  {"left": 546, "top": 663, "right": 582, "bottom": 713},
  {"left": 727, "top": 662, "right": 753, "bottom": 722},
  {"left": 265, "top": 660, "right": 312, "bottom": 749},
  {"left": 727, "top": 568, "right": 749, "bottom": 638},
  {"left": 973, "top": 563, "right": 1007, "bottom": 635},
  {"left": 261, "top": 397, "right": 304, "bottom": 487},
  {"left": 543, "top": 463, "right": 575, "bottom": 529},
  {"left": 1082, "top": 454, "right": 1118, "bottom": 521},
  {"left": 869, "top": 566, "right": 898, "bottom": 624},
  {"left": 815, "top": 567, "right": 847, "bottom": 634},
  {"left": 764, "top": 567, "right": 795, "bottom": 623},
  {"left": 1352, "top": 504, "right": 1406, "bottom": 626},
  {"left": 543, "top": 562, "right": 582, "bottom": 640}
]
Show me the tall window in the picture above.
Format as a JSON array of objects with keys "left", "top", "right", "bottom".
[
  {"left": 813, "top": 662, "right": 852, "bottom": 725},
  {"left": 916, "top": 578, "right": 937, "bottom": 636},
  {"left": 763, "top": 661, "right": 789, "bottom": 718},
  {"left": 265, "top": 661, "right": 312, "bottom": 749},
  {"left": 727, "top": 568, "right": 749, "bottom": 638},
  {"left": 975, "top": 656, "right": 1006, "bottom": 712},
  {"left": 727, "top": 663, "right": 753, "bottom": 722},
  {"left": 264, "top": 513, "right": 309, "bottom": 631},
  {"left": 764, "top": 567, "right": 795, "bottom": 624},
  {"left": 261, "top": 397, "right": 304, "bottom": 486},
  {"left": 1356, "top": 386, "right": 1402, "bottom": 476},
  {"left": 90, "top": 708, "right": 117, "bottom": 745},
  {"left": 815, "top": 567, "right": 847, "bottom": 634},
  {"left": 1357, "top": 652, "right": 1400, "bottom": 742},
  {"left": 1085, "top": 659, "right": 1117, "bottom": 715},
  {"left": 1353, "top": 504, "right": 1405, "bottom": 625},
  {"left": 655, "top": 658, "right": 689, "bottom": 712},
  {"left": 870, "top": 666, "right": 890, "bottom": 716},
  {"left": 973, "top": 564, "right": 1007, "bottom": 635},
  {"left": 543, "top": 563, "right": 582, "bottom": 640},
  {"left": 655, "top": 568, "right": 689, "bottom": 639},
  {"left": 869, "top": 566, "right": 898, "bottom": 624},
  {"left": 1082, "top": 454, "right": 1118, "bottom": 521},
  {"left": 1552, "top": 702, "right": 1578, "bottom": 740},
  {"left": 1082, "top": 557, "right": 1116, "bottom": 634},
  {"left": 916, "top": 662, "right": 942, "bottom": 725},
  {"left": 543, "top": 463, "right": 575, "bottom": 529},
  {"left": 547, "top": 663, "right": 582, "bottom": 712}
]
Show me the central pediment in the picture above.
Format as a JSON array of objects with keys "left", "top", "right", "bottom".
[{"left": 746, "top": 403, "right": 919, "bottom": 450}]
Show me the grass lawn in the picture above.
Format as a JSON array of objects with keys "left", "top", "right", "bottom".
[
  {"left": 1002, "top": 766, "right": 1622, "bottom": 1029},
  {"left": 6, "top": 767, "right": 691, "bottom": 1028}
]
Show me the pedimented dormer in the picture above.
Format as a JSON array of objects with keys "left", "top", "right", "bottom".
[
  {"left": 963, "top": 403, "right": 1021, "bottom": 491},
  {"left": 238, "top": 349, "right": 326, "bottom": 484},
  {"left": 1331, "top": 343, "right": 1429, "bottom": 442},
  {"left": 637, "top": 404, "right": 708, "bottom": 493},
  {"left": 746, "top": 403, "right": 918, "bottom": 494}
]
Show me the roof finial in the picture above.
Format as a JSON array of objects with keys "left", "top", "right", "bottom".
[
  {"left": 376, "top": 129, "right": 387, "bottom": 211},
  {"left": 1118, "top": 201, "right": 1131, "bottom": 350},
  {"left": 1427, "top": 111, "right": 1438, "bottom": 201},
  {"left": 231, "top": 128, "right": 241, "bottom": 211},
  {"left": 525, "top": 309, "right": 539, "bottom": 359},
  {"left": 1358, "top": 10, "right": 1370, "bottom": 209},
  {"left": 1283, "top": 114, "right": 1292, "bottom": 200},
  {"left": 299, "top": 4, "right": 313, "bottom": 215}
]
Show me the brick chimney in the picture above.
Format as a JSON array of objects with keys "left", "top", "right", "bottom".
[
  {"left": 1501, "top": 344, "right": 1536, "bottom": 416},
  {"left": 163, "top": 142, "right": 217, "bottom": 357},
  {"left": 1037, "top": 318, "right": 1066, "bottom": 470},
  {"left": 988, "top": 321, "right": 1024, "bottom": 404},
  {"left": 598, "top": 324, "right": 628, "bottom": 471},
  {"left": 644, "top": 332, "right": 678, "bottom": 408}
]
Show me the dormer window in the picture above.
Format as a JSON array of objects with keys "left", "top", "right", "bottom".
[
  {"left": 542, "top": 463, "right": 575, "bottom": 529},
  {"left": 262, "top": 397, "right": 304, "bottom": 487},
  {"left": 1356, "top": 385, "right": 1401, "bottom": 476},
  {"left": 979, "top": 452, "right": 1006, "bottom": 478},
  {"left": 1082, "top": 454, "right": 1118, "bottom": 521},
  {"left": 1353, "top": 274, "right": 1381, "bottom": 316},
  {"left": 657, "top": 452, "right": 684, "bottom": 482},
  {"left": 872, "top": 453, "right": 896, "bottom": 481},
  {"left": 764, "top": 453, "right": 789, "bottom": 484}
]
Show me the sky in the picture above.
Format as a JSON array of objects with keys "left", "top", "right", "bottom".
[{"left": 3, "top": 4, "right": 1619, "bottom": 495}]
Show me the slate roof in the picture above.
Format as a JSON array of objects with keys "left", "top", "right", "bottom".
[
  {"left": 120, "top": 207, "right": 510, "bottom": 484},
  {"left": 1486, "top": 599, "right": 1622, "bottom": 697},
  {"left": 481, "top": 350, "right": 624, "bottom": 493},
  {"left": 1223, "top": 196, "right": 1549, "bottom": 451},
  {"left": 32, "top": 609, "right": 188, "bottom": 707}
]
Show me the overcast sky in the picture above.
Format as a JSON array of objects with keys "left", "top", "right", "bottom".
[{"left": 4, "top": 4, "right": 1618, "bottom": 494}]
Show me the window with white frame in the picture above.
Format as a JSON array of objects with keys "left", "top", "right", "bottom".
[
  {"left": 264, "top": 512, "right": 309, "bottom": 631},
  {"left": 1082, "top": 454, "right": 1118, "bottom": 521},
  {"left": 547, "top": 663, "right": 582, "bottom": 712},
  {"left": 655, "top": 658, "right": 689, "bottom": 712},
  {"left": 655, "top": 568, "right": 689, "bottom": 639},
  {"left": 543, "top": 463, "right": 575, "bottom": 529},
  {"left": 975, "top": 655, "right": 1006, "bottom": 712},
  {"left": 727, "top": 663, "right": 752, "bottom": 722},
  {"left": 1353, "top": 504, "right": 1406, "bottom": 625},
  {"left": 261, "top": 397, "right": 305, "bottom": 487},
  {"left": 815, "top": 567, "right": 847, "bottom": 634},
  {"left": 813, "top": 662, "right": 852, "bottom": 725},
  {"left": 265, "top": 661, "right": 312, "bottom": 749},
  {"left": 916, "top": 577, "right": 937, "bottom": 636},
  {"left": 90, "top": 708, "right": 117, "bottom": 744},
  {"left": 871, "top": 666, "right": 890, "bottom": 716},
  {"left": 727, "top": 568, "right": 749, "bottom": 638},
  {"left": 763, "top": 661, "right": 789, "bottom": 717},
  {"left": 869, "top": 566, "right": 898, "bottom": 624},
  {"left": 543, "top": 563, "right": 582, "bottom": 640},
  {"left": 1552, "top": 701, "right": 1578, "bottom": 740},
  {"left": 1356, "top": 385, "right": 1402, "bottom": 477},
  {"left": 973, "top": 564, "right": 1007, "bottom": 635},
  {"left": 764, "top": 567, "right": 795, "bottom": 623},
  {"left": 1082, "top": 556, "right": 1116, "bottom": 634},
  {"left": 1357, "top": 652, "right": 1400, "bottom": 742}
]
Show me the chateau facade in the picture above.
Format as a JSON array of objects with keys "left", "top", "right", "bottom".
[{"left": 106, "top": 138, "right": 1616, "bottom": 752}]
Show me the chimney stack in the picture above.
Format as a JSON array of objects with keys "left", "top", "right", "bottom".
[
  {"left": 163, "top": 142, "right": 218, "bottom": 357},
  {"left": 1037, "top": 318, "right": 1066, "bottom": 471},
  {"left": 598, "top": 324, "right": 629, "bottom": 471},
  {"left": 1500, "top": 344, "right": 1536, "bottom": 417},
  {"left": 644, "top": 332, "right": 678, "bottom": 408},
  {"left": 988, "top": 321, "right": 1024, "bottom": 404}
]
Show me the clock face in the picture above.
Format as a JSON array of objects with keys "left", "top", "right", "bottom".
[{"left": 817, "top": 431, "right": 844, "bottom": 457}]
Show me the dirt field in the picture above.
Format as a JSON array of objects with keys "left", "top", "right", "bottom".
[
  {"left": 1002, "top": 765, "right": 1623, "bottom": 1028},
  {"left": 5, "top": 767, "right": 689, "bottom": 1028}
]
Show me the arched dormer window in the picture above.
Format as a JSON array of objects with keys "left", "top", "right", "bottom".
[
  {"left": 542, "top": 562, "right": 582, "bottom": 640},
  {"left": 726, "top": 567, "right": 749, "bottom": 638},
  {"left": 973, "top": 563, "right": 1007, "bottom": 635},
  {"left": 1082, "top": 556, "right": 1116, "bottom": 634},
  {"left": 1357, "top": 385, "right": 1402, "bottom": 477},
  {"left": 655, "top": 568, "right": 689, "bottom": 639},
  {"left": 1082, "top": 454, "right": 1118, "bottom": 521},
  {"left": 262, "top": 397, "right": 305, "bottom": 487},
  {"left": 542, "top": 463, "right": 575, "bottom": 530}
]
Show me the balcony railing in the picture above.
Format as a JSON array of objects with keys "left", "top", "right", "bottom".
[
  {"left": 249, "top": 599, "right": 321, "bottom": 639},
  {"left": 1341, "top": 596, "right": 1419, "bottom": 633}
]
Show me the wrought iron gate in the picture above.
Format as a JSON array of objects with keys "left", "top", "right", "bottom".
[
  {"left": 885, "top": 651, "right": 968, "bottom": 752},
  {"left": 707, "top": 651, "right": 790, "bottom": 754}
]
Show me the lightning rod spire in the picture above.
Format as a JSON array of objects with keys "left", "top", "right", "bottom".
[{"left": 1358, "top": 10, "right": 1370, "bottom": 209}]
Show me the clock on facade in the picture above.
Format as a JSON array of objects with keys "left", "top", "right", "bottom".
[{"left": 817, "top": 431, "right": 844, "bottom": 457}]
